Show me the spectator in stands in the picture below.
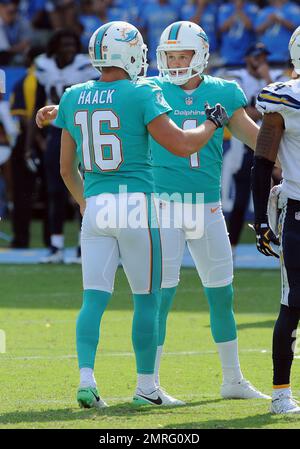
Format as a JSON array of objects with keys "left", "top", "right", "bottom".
[
  {"left": 20, "top": 0, "right": 50, "bottom": 29},
  {"left": 255, "top": 0, "right": 300, "bottom": 64},
  {"left": 181, "top": 0, "right": 219, "bottom": 55},
  {"left": 46, "top": 0, "right": 82, "bottom": 35},
  {"left": 139, "top": 0, "right": 179, "bottom": 69},
  {"left": 79, "top": 0, "right": 129, "bottom": 51},
  {"left": 19, "top": 0, "right": 53, "bottom": 47},
  {"left": 110, "top": 0, "right": 143, "bottom": 26},
  {"left": 10, "top": 46, "right": 50, "bottom": 248},
  {"left": 0, "top": 0, "right": 32, "bottom": 65},
  {"left": 79, "top": 0, "right": 102, "bottom": 51},
  {"left": 218, "top": 0, "right": 259, "bottom": 66}
]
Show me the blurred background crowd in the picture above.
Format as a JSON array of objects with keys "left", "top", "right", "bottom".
[
  {"left": 0, "top": 0, "right": 300, "bottom": 259},
  {"left": 2, "top": 0, "right": 300, "bottom": 68}
]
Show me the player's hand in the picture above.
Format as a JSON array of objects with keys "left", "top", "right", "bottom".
[
  {"left": 205, "top": 102, "right": 229, "bottom": 128},
  {"left": 36, "top": 105, "right": 58, "bottom": 128},
  {"left": 249, "top": 223, "right": 280, "bottom": 258}
]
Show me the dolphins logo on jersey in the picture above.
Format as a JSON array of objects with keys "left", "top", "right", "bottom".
[{"left": 115, "top": 28, "right": 139, "bottom": 47}]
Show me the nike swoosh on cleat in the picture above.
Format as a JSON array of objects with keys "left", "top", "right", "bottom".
[
  {"left": 137, "top": 394, "right": 163, "bottom": 405},
  {"left": 210, "top": 206, "right": 220, "bottom": 214},
  {"left": 91, "top": 390, "right": 100, "bottom": 402}
]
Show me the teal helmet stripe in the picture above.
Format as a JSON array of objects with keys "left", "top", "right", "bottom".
[
  {"left": 168, "top": 22, "right": 182, "bottom": 41},
  {"left": 94, "top": 23, "right": 112, "bottom": 60}
]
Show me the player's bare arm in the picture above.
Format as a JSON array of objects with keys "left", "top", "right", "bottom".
[
  {"left": 60, "top": 129, "right": 85, "bottom": 215},
  {"left": 147, "top": 113, "right": 217, "bottom": 157},
  {"left": 255, "top": 112, "right": 284, "bottom": 162},
  {"left": 227, "top": 107, "right": 259, "bottom": 150},
  {"left": 43, "top": 102, "right": 228, "bottom": 158},
  {"left": 148, "top": 102, "right": 228, "bottom": 157}
]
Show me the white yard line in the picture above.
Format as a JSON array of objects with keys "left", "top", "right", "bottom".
[{"left": 0, "top": 348, "right": 271, "bottom": 361}]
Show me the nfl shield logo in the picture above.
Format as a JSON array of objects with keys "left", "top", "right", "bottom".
[
  {"left": 185, "top": 96, "right": 193, "bottom": 105},
  {"left": 295, "top": 212, "right": 300, "bottom": 221}
]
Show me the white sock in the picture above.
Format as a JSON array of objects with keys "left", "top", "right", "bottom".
[
  {"left": 154, "top": 345, "right": 163, "bottom": 387},
  {"left": 80, "top": 368, "right": 97, "bottom": 388},
  {"left": 51, "top": 234, "right": 64, "bottom": 249},
  {"left": 137, "top": 374, "right": 156, "bottom": 395},
  {"left": 217, "top": 338, "right": 243, "bottom": 384},
  {"left": 272, "top": 386, "right": 292, "bottom": 399}
]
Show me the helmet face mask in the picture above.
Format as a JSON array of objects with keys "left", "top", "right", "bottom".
[
  {"left": 289, "top": 26, "right": 300, "bottom": 75},
  {"left": 157, "top": 21, "right": 210, "bottom": 85},
  {"left": 89, "top": 21, "right": 148, "bottom": 81}
]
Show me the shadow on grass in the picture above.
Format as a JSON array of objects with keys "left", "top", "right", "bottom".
[
  {"left": 0, "top": 399, "right": 224, "bottom": 425},
  {"left": 163, "top": 412, "right": 300, "bottom": 429},
  {"left": 236, "top": 320, "right": 275, "bottom": 330},
  {"left": 203, "top": 320, "right": 276, "bottom": 332}
]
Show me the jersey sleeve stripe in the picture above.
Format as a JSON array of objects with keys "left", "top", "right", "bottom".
[{"left": 258, "top": 92, "right": 300, "bottom": 109}]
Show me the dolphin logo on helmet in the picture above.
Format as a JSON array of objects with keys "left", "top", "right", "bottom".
[{"left": 89, "top": 21, "right": 148, "bottom": 81}]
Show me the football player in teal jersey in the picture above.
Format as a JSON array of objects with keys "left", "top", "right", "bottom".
[
  {"left": 149, "top": 21, "right": 270, "bottom": 400},
  {"left": 35, "top": 21, "right": 268, "bottom": 403},
  {"left": 46, "top": 21, "right": 229, "bottom": 409}
]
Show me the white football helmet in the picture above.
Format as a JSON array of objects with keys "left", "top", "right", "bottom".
[
  {"left": 89, "top": 21, "right": 148, "bottom": 81},
  {"left": 157, "top": 21, "right": 209, "bottom": 85},
  {"left": 289, "top": 26, "right": 300, "bottom": 74}
]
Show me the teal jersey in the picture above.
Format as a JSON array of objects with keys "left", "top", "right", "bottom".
[
  {"left": 150, "top": 75, "right": 248, "bottom": 203},
  {"left": 55, "top": 78, "right": 171, "bottom": 198}
]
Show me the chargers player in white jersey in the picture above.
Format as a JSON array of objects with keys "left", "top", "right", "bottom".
[
  {"left": 252, "top": 26, "right": 300, "bottom": 414},
  {"left": 45, "top": 21, "right": 229, "bottom": 409},
  {"left": 220, "top": 43, "right": 289, "bottom": 255}
]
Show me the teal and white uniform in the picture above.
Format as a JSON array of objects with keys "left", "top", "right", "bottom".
[
  {"left": 150, "top": 75, "right": 248, "bottom": 288},
  {"left": 56, "top": 78, "right": 170, "bottom": 197},
  {"left": 151, "top": 75, "right": 247, "bottom": 204},
  {"left": 56, "top": 78, "right": 171, "bottom": 294}
]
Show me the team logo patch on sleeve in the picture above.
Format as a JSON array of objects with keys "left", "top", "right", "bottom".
[{"left": 156, "top": 91, "right": 169, "bottom": 108}]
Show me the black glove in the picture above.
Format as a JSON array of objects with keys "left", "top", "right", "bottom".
[
  {"left": 205, "top": 102, "right": 229, "bottom": 128},
  {"left": 249, "top": 223, "right": 280, "bottom": 258}
]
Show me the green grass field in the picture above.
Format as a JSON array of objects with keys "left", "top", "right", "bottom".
[
  {"left": 1, "top": 265, "right": 300, "bottom": 429},
  {"left": 0, "top": 217, "right": 259, "bottom": 248}
]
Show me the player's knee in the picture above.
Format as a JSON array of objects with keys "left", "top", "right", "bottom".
[
  {"left": 160, "top": 287, "right": 176, "bottom": 319},
  {"left": 133, "top": 292, "right": 160, "bottom": 333},
  {"left": 204, "top": 284, "right": 234, "bottom": 315},
  {"left": 287, "top": 284, "right": 300, "bottom": 309}
]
